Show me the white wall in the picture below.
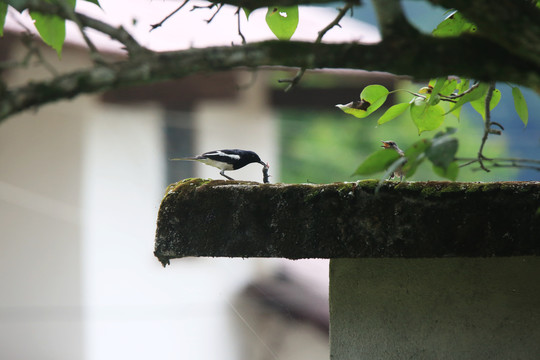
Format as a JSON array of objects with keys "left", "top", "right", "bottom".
[
  {"left": 0, "top": 38, "right": 291, "bottom": 360},
  {"left": 0, "top": 96, "right": 90, "bottom": 360},
  {"left": 81, "top": 103, "right": 268, "bottom": 360}
]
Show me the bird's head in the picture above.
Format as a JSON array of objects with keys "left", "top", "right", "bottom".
[
  {"left": 381, "top": 140, "right": 399, "bottom": 150},
  {"left": 381, "top": 140, "right": 405, "bottom": 157},
  {"left": 239, "top": 150, "right": 265, "bottom": 166}
]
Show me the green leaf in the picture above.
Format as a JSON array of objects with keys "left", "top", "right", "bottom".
[
  {"left": 378, "top": 102, "right": 410, "bottom": 124},
  {"left": 0, "top": 2, "right": 7, "bottom": 37},
  {"left": 410, "top": 98, "right": 445, "bottom": 134},
  {"left": 470, "top": 88, "right": 501, "bottom": 120},
  {"left": 425, "top": 136, "right": 458, "bottom": 169},
  {"left": 360, "top": 84, "right": 389, "bottom": 113},
  {"left": 433, "top": 162, "right": 459, "bottom": 181},
  {"left": 456, "top": 78, "right": 469, "bottom": 95},
  {"left": 381, "top": 157, "right": 407, "bottom": 180},
  {"left": 336, "top": 85, "right": 389, "bottom": 119},
  {"left": 512, "top": 87, "right": 528, "bottom": 126},
  {"left": 402, "top": 138, "right": 431, "bottom": 178},
  {"left": 434, "top": 127, "right": 457, "bottom": 138},
  {"left": 427, "top": 78, "right": 446, "bottom": 105},
  {"left": 432, "top": 10, "right": 477, "bottom": 37},
  {"left": 265, "top": 6, "right": 299, "bottom": 40},
  {"left": 446, "top": 82, "right": 489, "bottom": 114},
  {"left": 30, "top": 0, "right": 75, "bottom": 58},
  {"left": 243, "top": 7, "right": 252, "bottom": 19},
  {"left": 439, "top": 78, "right": 457, "bottom": 97},
  {"left": 450, "top": 105, "right": 464, "bottom": 121},
  {"left": 83, "top": 0, "right": 101, "bottom": 7},
  {"left": 31, "top": 11, "right": 66, "bottom": 58},
  {"left": 353, "top": 148, "right": 400, "bottom": 176}
]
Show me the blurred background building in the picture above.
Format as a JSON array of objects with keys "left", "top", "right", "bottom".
[{"left": 0, "top": 1, "right": 538, "bottom": 360}]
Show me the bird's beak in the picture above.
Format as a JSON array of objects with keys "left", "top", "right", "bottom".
[{"left": 381, "top": 141, "right": 391, "bottom": 149}]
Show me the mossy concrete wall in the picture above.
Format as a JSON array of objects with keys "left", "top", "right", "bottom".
[
  {"left": 154, "top": 179, "right": 540, "bottom": 266},
  {"left": 330, "top": 257, "right": 540, "bottom": 360},
  {"left": 155, "top": 179, "right": 540, "bottom": 359}
]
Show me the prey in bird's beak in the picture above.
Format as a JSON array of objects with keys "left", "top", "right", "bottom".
[{"left": 262, "top": 162, "right": 270, "bottom": 184}]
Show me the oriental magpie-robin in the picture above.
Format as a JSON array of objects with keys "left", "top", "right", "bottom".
[{"left": 170, "top": 149, "right": 267, "bottom": 181}]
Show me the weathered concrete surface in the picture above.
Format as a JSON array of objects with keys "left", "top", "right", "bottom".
[
  {"left": 330, "top": 257, "right": 540, "bottom": 360},
  {"left": 154, "top": 179, "right": 540, "bottom": 266}
]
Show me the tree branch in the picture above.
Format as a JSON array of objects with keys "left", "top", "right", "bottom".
[
  {"left": 205, "top": 0, "right": 361, "bottom": 11},
  {"left": 279, "top": 2, "right": 354, "bottom": 91},
  {"left": 3, "top": 0, "right": 540, "bottom": 122},
  {"left": 372, "top": 0, "right": 418, "bottom": 39},
  {"left": 2, "top": 34, "right": 540, "bottom": 122},
  {"left": 150, "top": 0, "right": 189, "bottom": 32}
]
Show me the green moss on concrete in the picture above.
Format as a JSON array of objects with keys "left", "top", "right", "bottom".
[
  {"left": 439, "top": 182, "right": 466, "bottom": 193},
  {"left": 155, "top": 179, "right": 540, "bottom": 265},
  {"left": 421, "top": 185, "right": 442, "bottom": 197}
]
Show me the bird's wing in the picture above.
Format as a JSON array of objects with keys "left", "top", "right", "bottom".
[{"left": 201, "top": 150, "right": 241, "bottom": 163}]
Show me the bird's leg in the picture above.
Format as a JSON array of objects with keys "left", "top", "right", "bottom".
[{"left": 220, "top": 170, "right": 234, "bottom": 180}]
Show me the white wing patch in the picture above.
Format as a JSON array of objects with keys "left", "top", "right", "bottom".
[{"left": 212, "top": 150, "right": 240, "bottom": 160}]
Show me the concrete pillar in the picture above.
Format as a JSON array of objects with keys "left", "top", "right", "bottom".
[{"left": 330, "top": 257, "right": 540, "bottom": 360}]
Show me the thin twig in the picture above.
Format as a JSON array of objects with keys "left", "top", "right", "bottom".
[
  {"left": 205, "top": 3, "right": 223, "bottom": 23},
  {"left": 459, "top": 158, "right": 540, "bottom": 172},
  {"left": 468, "top": 162, "right": 540, "bottom": 172},
  {"left": 278, "top": 68, "right": 306, "bottom": 91},
  {"left": 77, "top": 13, "right": 145, "bottom": 56},
  {"left": 458, "top": 159, "right": 479, "bottom": 168},
  {"left": 190, "top": 2, "right": 222, "bottom": 23},
  {"left": 150, "top": 0, "right": 189, "bottom": 32},
  {"left": 235, "top": 7, "right": 246, "bottom": 44},
  {"left": 491, "top": 163, "right": 540, "bottom": 171},
  {"left": 440, "top": 81, "right": 480, "bottom": 100},
  {"left": 190, "top": 3, "right": 216, "bottom": 11},
  {"left": 57, "top": 0, "right": 105, "bottom": 64},
  {"left": 457, "top": 156, "right": 540, "bottom": 165},
  {"left": 13, "top": 20, "right": 59, "bottom": 76},
  {"left": 279, "top": 3, "right": 354, "bottom": 91},
  {"left": 476, "top": 81, "right": 496, "bottom": 171},
  {"left": 315, "top": 3, "right": 353, "bottom": 42}
]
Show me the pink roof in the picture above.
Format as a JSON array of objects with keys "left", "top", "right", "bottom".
[{"left": 5, "top": 0, "right": 380, "bottom": 54}]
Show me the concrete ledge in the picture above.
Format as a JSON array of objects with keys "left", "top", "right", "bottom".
[{"left": 154, "top": 179, "right": 540, "bottom": 266}]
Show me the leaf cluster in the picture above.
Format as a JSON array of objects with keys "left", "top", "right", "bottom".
[
  {"left": 353, "top": 128, "right": 459, "bottom": 181},
  {"left": 1, "top": 0, "right": 101, "bottom": 57},
  {"left": 337, "top": 8, "right": 532, "bottom": 182}
]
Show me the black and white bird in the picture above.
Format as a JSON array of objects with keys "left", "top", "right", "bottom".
[
  {"left": 170, "top": 149, "right": 267, "bottom": 180},
  {"left": 381, "top": 140, "right": 406, "bottom": 180}
]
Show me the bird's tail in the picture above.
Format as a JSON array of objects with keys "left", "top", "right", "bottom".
[{"left": 169, "top": 156, "right": 200, "bottom": 161}]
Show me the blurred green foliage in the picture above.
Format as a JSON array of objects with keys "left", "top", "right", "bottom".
[{"left": 279, "top": 81, "right": 518, "bottom": 184}]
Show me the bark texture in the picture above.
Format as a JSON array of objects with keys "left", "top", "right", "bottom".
[{"left": 154, "top": 179, "right": 540, "bottom": 266}]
